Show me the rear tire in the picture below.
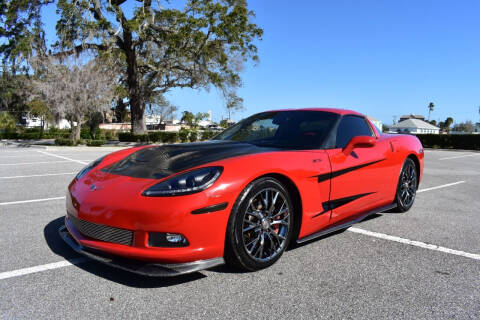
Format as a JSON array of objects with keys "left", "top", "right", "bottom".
[
  {"left": 224, "top": 177, "right": 294, "bottom": 271},
  {"left": 393, "top": 158, "right": 418, "bottom": 213}
]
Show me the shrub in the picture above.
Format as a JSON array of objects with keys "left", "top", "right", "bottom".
[
  {"left": 118, "top": 132, "right": 132, "bottom": 142},
  {"left": 415, "top": 134, "right": 480, "bottom": 150},
  {"left": 103, "top": 129, "right": 117, "bottom": 140},
  {"left": 189, "top": 130, "right": 198, "bottom": 142},
  {"left": 0, "top": 112, "right": 16, "bottom": 131},
  {"left": 162, "top": 132, "right": 178, "bottom": 143},
  {"left": 55, "top": 138, "right": 75, "bottom": 146},
  {"left": 80, "top": 127, "right": 92, "bottom": 139},
  {"left": 148, "top": 131, "right": 163, "bottom": 142},
  {"left": 17, "top": 132, "right": 41, "bottom": 139},
  {"left": 118, "top": 132, "right": 149, "bottom": 142},
  {"left": 201, "top": 130, "right": 216, "bottom": 141},
  {"left": 0, "top": 131, "right": 18, "bottom": 139},
  {"left": 47, "top": 128, "right": 71, "bottom": 139},
  {"left": 178, "top": 128, "right": 189, "bottom": 142},
  {"left": 86, "top": 139, "right": 105, "bottom": 146}
]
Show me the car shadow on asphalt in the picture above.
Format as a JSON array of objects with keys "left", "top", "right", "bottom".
[
  {"left": 44, "top": 217, "right": 207, "bottom": 288},
  {"left": 44, "top": 213, "right": 384, "bottom": 283}
]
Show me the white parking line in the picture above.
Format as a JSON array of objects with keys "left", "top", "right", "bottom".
[
  {"left": 348, "top": 227, "right": 480, "bottom": 261},
  {"left": 0, "top": 257, "right": 89, "bottom": 280},
  {"left": 0, "top": 154, "right": 54, "bottom": 159},
  {"left": 37, "top": 150, "right": 89, "bottom": 165},
  {"left": 0, "top": 172, "right": 76, "bottom": 179},
  {"left": 0, "top": 160, "right": 73, "bottom": 166},
  {"left": 439, "top": 154, "right": 480, "bottom": 160},
  {"left": 417, "top": 181, "right": 465, "bottom": 193},
  {"left": 0, "top": 196, "right": 66, "bottom": 206}
]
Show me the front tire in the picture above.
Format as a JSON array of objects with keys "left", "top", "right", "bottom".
[
  {"left": 225, "top": 177, "right": 294, "bottom": 271},
  {"left": 393, "top": 158, "right": 418, "bottom": 212}
]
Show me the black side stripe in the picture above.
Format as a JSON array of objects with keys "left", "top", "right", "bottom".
[
  {"left": 316, "top": 159, "right": 385, "bottom": 183},
  {"left": 312, "top": 192, "right": 376, "bottom": 218}
]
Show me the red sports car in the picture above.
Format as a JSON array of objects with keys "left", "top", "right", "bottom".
[{"left": 60, "top": 108, "right": 424, "bottom": 276}]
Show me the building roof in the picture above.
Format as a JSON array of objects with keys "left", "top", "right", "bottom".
[
  {"left": 391, "top": 118, "right": 439, "bottom": 130},
  {"left": 400, "top": 114, "right": 425, "bottom": 120}
]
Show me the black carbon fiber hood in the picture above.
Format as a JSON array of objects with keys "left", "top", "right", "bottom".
[{"left": 102, "top": 140, "right": 278, "bottom": 179}]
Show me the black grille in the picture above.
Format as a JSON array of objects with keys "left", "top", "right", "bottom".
[{"left": 68, "top": 214, "right": 133, "bottom": 246}]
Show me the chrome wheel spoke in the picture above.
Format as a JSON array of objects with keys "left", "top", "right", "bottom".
[
  {"left": 243, "top": 224, "right": 259, "bottom": 233},
  {"left": 270, "top": 230, "right": 285, "bottom": 241},
  {"left": 246, "top": 235, "right": 260, "bottom": 252},
  {"left": 271, "top": 215, "right": 289, "bottom": 226},
  {"left": 262, "top": 190, "right": 269, "bottom": 209},
  {"left": 270, "top": 202, "right": 287, "bottom": 219},
  {"left": 254, "top": 233, "right": 265, "bottom": 258},
  {"left": 246, "top": 210, "right": 262, "bottom": 220},
  {"left": 269, "top": 191, "right": 279, "bottom": 213}
]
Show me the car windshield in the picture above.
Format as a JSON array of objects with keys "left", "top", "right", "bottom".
[{"left": 213, "top": 110, "right": 339, "bottom": 149}]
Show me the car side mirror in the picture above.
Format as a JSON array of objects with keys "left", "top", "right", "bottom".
[{"left": 343, "top": 136, "right": 376, "bottom": 155}]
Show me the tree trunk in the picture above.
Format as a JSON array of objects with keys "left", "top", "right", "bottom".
[
  {"left": 71, "top": 116, "right": 81, "bottom": 142},
  {"left": 124, "top": 30, "right": 146, "bottom": 134},
  {"left": 115, "top": 98, "right": 127, "bottom": 123},
  {"left": 39, "top": 117, "right": 44, "bottom": 138}
]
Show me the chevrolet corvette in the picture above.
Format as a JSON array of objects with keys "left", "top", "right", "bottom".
[{"left": 59, "top": 108, "right": 424, "bottom": 276}]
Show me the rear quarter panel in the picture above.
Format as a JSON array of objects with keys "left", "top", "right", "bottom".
[{"left": 383, "top": 134, "right": 424, "bottom": 193}]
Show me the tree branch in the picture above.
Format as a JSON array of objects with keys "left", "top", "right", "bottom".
[
  {"left": 89, "top": 0, "right": 125, "bottom": 49},
  {"left": 51, "top": 43, "right": 107, "bottom": 57}
]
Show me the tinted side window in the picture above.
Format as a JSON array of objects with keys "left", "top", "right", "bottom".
[{"left": 335, "top": 116, "right": 374, "bottom": 148}]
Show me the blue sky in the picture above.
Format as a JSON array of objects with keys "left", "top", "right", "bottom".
[{"left": 41, "top": 0, "right": 480, "bottom": 125}]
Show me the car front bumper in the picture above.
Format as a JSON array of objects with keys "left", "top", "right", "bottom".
[{"left": 59, "top": 222, "right": 224, "bottom": 277}]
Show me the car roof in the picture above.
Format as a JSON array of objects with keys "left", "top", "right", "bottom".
[{"left": 264, "top": 108, "right": 364, "bottom": 117}]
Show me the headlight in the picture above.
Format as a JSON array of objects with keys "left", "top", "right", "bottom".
[
  {"left": 75, "top": 156, "right": 105, "bottom": 180},
  {"left": 142, "top": 166, "right": 223, "bottom": 197}
]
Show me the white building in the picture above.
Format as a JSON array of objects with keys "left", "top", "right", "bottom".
[
  {"left": 390, "top": 118, "right": 440, "bottom": 134},
  {"left": 20, "top": 115, "right": 43, "bottom": 128},
  {"left": 367, "top": 116, "right": 383, "bottom": 132}
]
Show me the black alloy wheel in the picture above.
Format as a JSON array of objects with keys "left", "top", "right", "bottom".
[
  {"left": 225, "top": 177, "right": 294, "bottom": 271},
  {"left": 394, "top": 158, "right": 418, "bottom": 212}
]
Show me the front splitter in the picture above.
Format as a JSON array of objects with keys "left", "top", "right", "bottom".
[{"left": 58, "top": 225, "right": 224, "bottom": 277}]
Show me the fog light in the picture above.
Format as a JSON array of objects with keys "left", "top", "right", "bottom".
[
  {"left": 166, "top": 233, "right": 185, "bottom": 243},
  {"left": 148, "top": 232, "right": 189, "bottom": 247}
]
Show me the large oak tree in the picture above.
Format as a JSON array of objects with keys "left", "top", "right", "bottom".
[{"left": 1, "top": 0, "right": 263, "bottom": 134}]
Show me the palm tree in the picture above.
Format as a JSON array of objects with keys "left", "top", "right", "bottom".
[
  {"left": 428, "top": 102, "right": 434, "bottom": 121},
  {"left": 444, "top": 117, "right": 453, "bottom": 132}
]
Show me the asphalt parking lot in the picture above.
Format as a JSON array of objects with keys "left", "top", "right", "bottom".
[{"left": 0, "top": 145, "right": 479, "bottom": 319}]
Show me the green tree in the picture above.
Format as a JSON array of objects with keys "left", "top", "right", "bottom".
[
  {"left": 0, "top": 111, "right": 16, "bottom": 131},
  {"left": 0, "top": 0, "right": 47, "bottom": 70},
  {"left": 181, "top": 111, "right": 195, "bottom": 126},
  {"left": 453, "top": 120, "right": 474, "bottom": 133},
  {"left": 219, "top": 119, "right": 229, "bottom": 128},
  {"left": 225, "top": 91, "right": 244, "bottom": 120},
  {"left": 444, "top": 117, "right": 453, "bottom": 131},
  {"left": 0, "top": 70, "right": 30, "bottom": 122},
  {"left": 427, "top": 102, "right": 434, "bottom": 121},
  {"left": 194, "top": 112, "right": 209, "bottom": 128},
  {"left": 146, "top": 95, "right": 178, "bottom": 124},
  {"left": 27, "top": 98, "right": 53, "bottom": 136}
]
